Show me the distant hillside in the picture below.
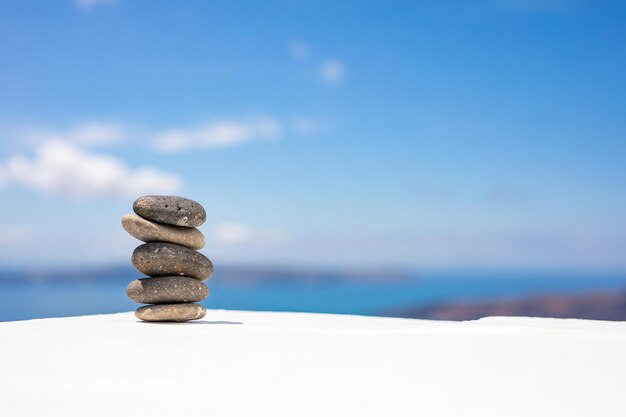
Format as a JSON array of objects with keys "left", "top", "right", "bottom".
[{"left": 389, "top": 291, "right": 626, "bottom": 321}]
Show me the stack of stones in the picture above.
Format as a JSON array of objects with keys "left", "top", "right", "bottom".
[{"left": 121, "top": 195, "right": 213, "bottom": 322}]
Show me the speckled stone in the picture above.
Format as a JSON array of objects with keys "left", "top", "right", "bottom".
[
  {"left": 135, "top": 303, "right": 207, "bottom": 322},
  {"left": 126, "top": 276, "right": 209, "bottom": 304},
  {"left": 133, "top": 195, "right": 206, "bottom": 228},
  {"left": 132, "top": 242, "right": 214, "bottom": 281},
  {"left": 121, "top": 214, "right": 205, "bottom": 250}
]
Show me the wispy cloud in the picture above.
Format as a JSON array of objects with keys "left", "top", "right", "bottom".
[
  {"left": 288, "top": 39, "right": 347, "bottom": 85},
  {"left": 74, "top": 0, "right": 116, "bottom": 10},
  {"left": 65, "top": 122, "right": 126, "bottom": 146},
  {"left": 23, "top": 122, "right": 127, "bottom": 147},
  {"left": 0, "top": 141, "right": 181, "bottom": 198},
  {"left": 2, "top": 115, "right": 320, "bottom": 156},
  {"left": 319, "top": 59, "right": 346, "bottom": 84},
  {"left": 153, "top": 117, "right": 282, "bottom": 153}
]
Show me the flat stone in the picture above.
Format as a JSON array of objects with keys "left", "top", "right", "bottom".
[
  {"left": 135, "top": 303, "right": 207, "bottom": 322},
  {"left": 126, "top": 276, "right": 209, "bottom": 304},
  {"left": 121, "top": 214, "right": 205, "bottom": 250},
  {"left": 133, "top": 195, "right": 206, "bottom": 228},
  {"left": 132, "top": 242, "right": 214, "bottom": 281}
]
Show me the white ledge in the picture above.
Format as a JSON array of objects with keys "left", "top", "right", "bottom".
[{"left": 1, "top": 310, "right": 625, "bottom": 417}]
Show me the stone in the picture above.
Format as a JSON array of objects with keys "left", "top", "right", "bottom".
[
  {"left": 121, "top": 214, "right": 205, "bottom": 250},
  {"left": 133, "top": 195, "right": 206, "bottom": 228},
  {"left": 135, "top": 303, "right": 207, "bottom": 322},
  {"left": 126, "top": 276, "right": 209, "bottom": 304},
  {"left": 132, "top": 242, "right": 214, "bottom": 281}
]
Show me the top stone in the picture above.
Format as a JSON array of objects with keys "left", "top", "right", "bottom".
[{"left": 133, "top": 195, "right": 206, "bottom": 228}]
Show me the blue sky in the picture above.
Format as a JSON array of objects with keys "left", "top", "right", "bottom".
[{"left": 0, "top": 0, "right": 624, "bottom": 270}]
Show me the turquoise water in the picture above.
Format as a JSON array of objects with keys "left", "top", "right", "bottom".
[{"left": 1, "top": 271, "right": 625, "bottom": 322}]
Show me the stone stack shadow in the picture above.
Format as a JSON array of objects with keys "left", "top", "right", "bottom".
[{"left": 122, "top": 195, "right": 213, "bottom": 322}]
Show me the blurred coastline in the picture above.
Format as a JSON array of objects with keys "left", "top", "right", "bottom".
[{"left": 1, "top": 265, "right": 625, "bottom": 322}]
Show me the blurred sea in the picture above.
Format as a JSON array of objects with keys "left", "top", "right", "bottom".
[{"left": 1, "top": 270, "right": 625, "bottom": 322}]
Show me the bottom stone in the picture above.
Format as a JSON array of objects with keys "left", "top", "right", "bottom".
[{"left": 135, "top": 303, "right": 207, "bottom": 322}]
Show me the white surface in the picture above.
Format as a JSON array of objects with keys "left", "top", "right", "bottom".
[{"left": 1, "top": 310, "right": 625, "bottom": 417}]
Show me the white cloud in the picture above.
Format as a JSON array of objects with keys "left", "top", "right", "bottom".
[
  {"left": 0, "top": 141, "right": 181, "bottom": 198},
  {"left": 288, "top": 39, "right": 310, "bottom": 61},
  {"left": 154, "top": 117, "right": 282, "bottom": 153},
  {"left": 213, "top": 222, "right": 290, "bottom": 245},
  {"left": 320, "top": 59, "right": 346, "bottom": 84},
  {"left": 75, "top": 0, "right": 115, "bottom": 10}
]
